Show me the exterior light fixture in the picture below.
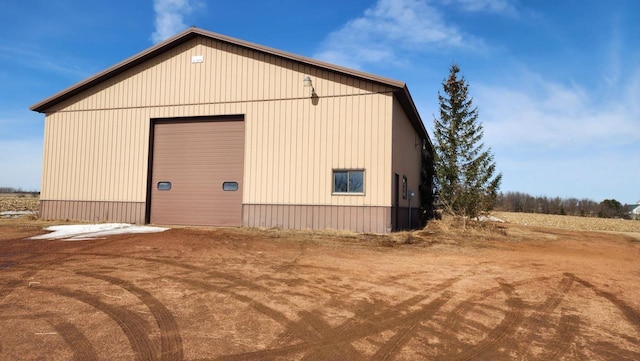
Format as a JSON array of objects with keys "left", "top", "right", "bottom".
[{"left": 303, "top": 76, "right": 315, "bottom": 97}]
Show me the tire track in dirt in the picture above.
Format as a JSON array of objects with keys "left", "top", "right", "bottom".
[
  {"left": 77, "top": 271, "right": 183, "bottom": 361},
  {"left": 297, "top": 311, "right": 365, "bottom": 361},
  {"left": 202, "top": 278, "right": 460, "bottom": 360},
  {"left": 51, "top": 321, "right": 99, "bottom": 361},
  {"left": 62, "top": 253, "right": 461, "bottom": 360},
  {"left": 0, "top": 237, "right": 135, "bottom": 303},
  {"left": 540, "top": 313, "right": 580, "bottom": 361},
  {"left": 282, "top": 277, "right": 460, "bottom": 360},
  {"left": 8, "top": 245, "right": 464, "bottom": 360},
  {"left": 566, "top": 273, "right": 640, "bottom": 332},
  {"left": 369, "top": 292, "right": 453, "bottom": 361},
  {"left": 65, "top": 252, "right": 273, "bottom": 296},
  {"left": 538, "top": 275, "right": 573, "bottom": 314},
  {"left": 521, "top": 275, "right": 577, "bottom": 361},
  {"left": 32, "top": 285, "right": 157, "bottom": 361},
  {"left": 439, "top": 277, "right": 529, "bottom": 361}
]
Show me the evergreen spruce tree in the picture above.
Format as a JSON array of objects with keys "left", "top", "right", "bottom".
[{"left": 433, "top": 64, "right": 502, "bottom": 218}]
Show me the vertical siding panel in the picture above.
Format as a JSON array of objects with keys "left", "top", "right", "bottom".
[
  {"left": 55, "top": 114, "right": 64, "bottom": 200},
  {"left": 322, "top": 77, "right": 331, "bottom": 205},
  {"left": 384, "top": 95, "right": 393, "bottom": 207},
  {"left": 221, "top": 43, "right": 230, "bottom": 103},
  {"left": 101, "top": 111, "right": 110, "bottom": 201},
  {"left": 282, "top": 95, "right": 291, "bottom": 204},
  {"left": 203, "top": 40, "right": 212, "bottom": 103},
  {"left": 306, "top": 206, "right": 313, "bottom": 229},
  {"left": 273, "top": 99, "right": 282, "bottom": 204},
  {"left": 122, "top": 110, "right": 131, "bottom": 201},
  {"left": 261, "top": 204, "right": 268, "bottom": 227},
  {"left": 105, "top": 114, "right": 114, "bottom": 201},
  {"left": 316, "top": 206, "right": 323, "bottom": 230},
  {"left": 265, "top": 102, "right": 274, "bottom": 203},
  {"left": 213, "top": 41, "right": 222, "bottom": 103},
  {"left": 311, "top": 77, "right": 320, "bottom": 205},
  {"left": 290, "top": 65, "right": 300, "bottom": 205},
  {"left": 113, "top": 114, "right": 122, "bottom": 201},
  {"left": 276, "top": 205, "right": 284, "bottom": 228},
  {"left": 40, "top": 116, "right": 50, "bottom": 201},
  {"left": 196, "top": 42, "right": 204, "bottom": 104},
  {"left": 61, "top": 112, "right": 72, "bottom": 200},
  {"left": 81, "top": 111, "right": 90, "bottom": 200},
  {"left": 345, "top": 96, "right": 355, "bottom": 207},
  {"left": 131, "top": 109, "right": 141, "bottom": 202},
  {"left": 43, "top": 115, "right": 54, "bottom": 200},
  {"left": 53, "top": 114, "right": 62, "bottom": 200},
  {"left": 259, "top": 103, "right": 267, "bottom": 204},
  {"left": 66, "top": 112, "right": 76, "bottom": 200},
  {"left": 362, "top": 85, "right": 371, "bottom": 205},
  {"left": 248, "top": 103, "right": 257, "bottom": 204},
  {"left": 179, "top": 45, "right": 188, "bottom": 105}
]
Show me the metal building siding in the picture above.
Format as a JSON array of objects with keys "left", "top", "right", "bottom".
[
  {"left": 150, "top": 120, "right": 244, "bottom": 226},
  {"left": 41, "top": 36, "right": 395, "bottom": 215},
  {"left": 41, "top": 110, "right": 149, "bottom": 203},
  {"left": 392, "top": 97, "right": 423, "bottom": 208}
]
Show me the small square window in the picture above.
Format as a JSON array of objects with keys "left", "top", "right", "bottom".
[{"left": 333, "top": 170, "right": 364, "bottom": 194}]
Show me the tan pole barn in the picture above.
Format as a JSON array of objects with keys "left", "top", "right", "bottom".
[{"left": 31, "top": 28, "right": 434, "bottom": 233}]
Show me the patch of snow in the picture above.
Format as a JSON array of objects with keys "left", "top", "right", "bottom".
[
  {"left": 30, "top": 223, "right": 169, "bottom": 241},
  {"left": 1, "top": 211, "right": 37, "bottom": 218},
  {"left": 474, "top": 215, "right": 505, "bottom": 223}
]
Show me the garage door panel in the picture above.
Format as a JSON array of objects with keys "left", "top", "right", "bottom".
[{"left": 150, "top": 119, "right": 244, "bottom": 226}]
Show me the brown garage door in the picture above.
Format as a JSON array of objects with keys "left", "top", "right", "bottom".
[{"left": 150, "top": 118, "right": 244, "bottom": 226}]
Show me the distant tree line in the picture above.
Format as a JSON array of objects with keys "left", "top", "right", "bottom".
[
  {"left": 495, "top": 191, "right": 635, "bottom": 219},
  {"left": 0, "top": 187, "right": 40, "bottom": 195}
]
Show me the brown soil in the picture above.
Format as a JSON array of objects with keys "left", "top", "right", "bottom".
[{"left": 0, "top": 216, "right": 639, "bottom": 360}]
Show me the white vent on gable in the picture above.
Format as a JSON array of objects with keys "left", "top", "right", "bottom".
[{"left": 191, "top": 55, "right": 204, "bottom": 64}]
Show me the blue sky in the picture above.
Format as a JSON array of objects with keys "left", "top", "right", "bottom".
[{"left": 1, "top": 0, "right": 638, "bottom": 203}]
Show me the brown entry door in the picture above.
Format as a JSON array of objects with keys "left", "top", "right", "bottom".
[{"left": 150, "top": 119, "right": 245, "bottom": 226}]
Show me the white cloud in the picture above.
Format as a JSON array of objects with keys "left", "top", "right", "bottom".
[
  {"left": 470, "top": 66, "right": 640, "bottom": 201},
  {"left": 475, "top": 69, "right": 640, "bottom": 151},
  {"left": 314, "top": 0, "right": 486, "bottom": 69},
  {"left": 442, "top": 0, "right": 518, "bottom": 15},
  {"left": 150, "top": 0, "right": 202, "bottom": 44}
]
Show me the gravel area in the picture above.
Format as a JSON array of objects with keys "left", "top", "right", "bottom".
[{"left": 493, "top": 211, "right": 640, "bottom": 233}]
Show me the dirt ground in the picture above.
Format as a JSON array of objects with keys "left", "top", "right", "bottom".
[{"left": 0, "top": 216, "right": 639, "bottom": 360}]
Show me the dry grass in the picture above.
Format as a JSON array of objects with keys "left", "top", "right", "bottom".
[
  {"left": 410, "top": 215, "right": 509, "bottom": 246},
  {"left": 493, "top": 211, "right": 640, "bottom": 233},
  {"left": 0, "top": 195, "right": 40, "bottom": 213}
]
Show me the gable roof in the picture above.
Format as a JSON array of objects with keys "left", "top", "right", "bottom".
[{"left": 30, "top": 27, "right": 431, "bottom": 149}]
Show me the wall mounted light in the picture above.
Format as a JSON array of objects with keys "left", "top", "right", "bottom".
[{"left": 303, "top": 76, "right": 315, "bottom": 97}]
